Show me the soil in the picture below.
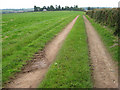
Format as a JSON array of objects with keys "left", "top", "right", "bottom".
[
  {"left": 5, "top": 15, "right": 79, "bottom": 88},
  {"left": 83, "top": 15, "right": 118, "bottom": 88}
]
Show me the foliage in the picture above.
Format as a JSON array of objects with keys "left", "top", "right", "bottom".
[
  {"left": 34, "top": 5, "right": 85, "bottom": 11},
  {"left": 86, "top": 8, "right": 120, "bottom": 36}
]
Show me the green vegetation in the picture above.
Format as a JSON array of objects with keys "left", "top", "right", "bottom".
[
  {"left": 39, "top": 15, "right": 93, "bottom": 88},
  {"left": 86, "top": 15, "right": 118, "bottom": 62},
  {"left": 86, "top": 8, "right": 120, "bottom": 35},
  {"left": 0, "top": 10, "right": 2, "bottom": 89},
  {"left": 34, "top": 5, "right": 84, "bottom": 12},
  {"left": 2, "top": 11, "right": 83, "bottom": 83}
]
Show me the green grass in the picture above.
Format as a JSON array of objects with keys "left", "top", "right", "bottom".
[
  {"left": 39, "top": 15, "right": 93, "bottom": 88},
  {"left": 0, "top": 49, "right": 1, "bottom": 88},
  {"left": 2, "top": 11, "right": 84, "bottom": 84},
  {"left": 86, "top": 15, "right": 118, "bottom": 62}
]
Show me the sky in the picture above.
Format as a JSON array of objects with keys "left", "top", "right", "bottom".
[{"left": 0, "top": 0, "right": 120, "bottom": 9}]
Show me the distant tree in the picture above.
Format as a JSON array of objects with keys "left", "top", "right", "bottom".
[
  {"left": 34, "top": 5, "right": 84, "bottom": 11},
  {"left": 58, "top": 5, "right": 61, "bottom": 10},
  {"left": 73, "top": 5, "right": 79, "bottom": 11},
  {"left": 47, "top": 6, "right": 50, "bottom": 11},
  {"left": 50, "top": 5, "right": 55, "bottom": 11},
  {"left": 65, "top": 6, "right": 69, "bottom": 10},
  {"left": 43, "top": 6, "right": 47, "bottom": 9},
  {"left": 55, "top": 5, "right": 58, "bottom": 10},
  {"left": 73, "top": 5, "right": 76, "bottom": 10},
  {"left": 70, "top": 6, "right": 73, "bottom": 11},
  {"left": 88, "top": 7, "right": 91, "bottom": 10},
  {"left": 62, "top": 7, "right": 64, "bottom": 10},
  {"left": 75, "top": 5, "right": 78, "bottom": 8},
  {"left": 34, "top": 6, "right": 38, "bottom": 11}
]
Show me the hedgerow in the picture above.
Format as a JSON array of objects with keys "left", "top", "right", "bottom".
[{"left": 86, "top": 8, "right": 120, "bottom": 36}]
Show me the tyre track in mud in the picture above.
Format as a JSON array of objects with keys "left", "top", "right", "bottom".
[
  {"left": 83, "top": 15, "right": 118, "bottom": 88},
  {"left": 5, "top": 15, "right": 79, "bottom": 88}
]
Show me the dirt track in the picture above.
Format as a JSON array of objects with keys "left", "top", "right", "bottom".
[
  {"left": 5, "top": 16, "right": 79, "bottom": 88},
  {"left": 83, "top": 16, "right": 118, "bottom": 88}
]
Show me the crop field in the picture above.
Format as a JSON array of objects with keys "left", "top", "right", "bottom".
[{"left": 2, "top": 11, "right": 83, "bottom": 83}]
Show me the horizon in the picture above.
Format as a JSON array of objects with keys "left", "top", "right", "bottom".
[
  {"left": 1, "top": 7, "right": 114, "bottom": 10},
  {"left": 0, "top": 0, "right": 119, "bottom": 9}
]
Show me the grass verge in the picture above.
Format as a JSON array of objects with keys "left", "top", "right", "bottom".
[
  {"left": 39, "top": 15, "right": 93, "bottom": 88},
  {"left": 86, "top": 15, "right": 118, "bottom": 62}
]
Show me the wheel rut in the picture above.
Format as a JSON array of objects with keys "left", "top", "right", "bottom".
[
  {"left": 83, "top": 15, "right": 118, "bottom": 88},
  {"left": 5, "top": 15, "right": 79, "bottom": 88}
]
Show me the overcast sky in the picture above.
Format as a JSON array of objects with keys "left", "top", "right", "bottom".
[{"left": 0, "top": 0, "right": 120, "bottom": 9}]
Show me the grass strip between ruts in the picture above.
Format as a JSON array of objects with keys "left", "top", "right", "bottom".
[{"left": 39, "top": 15, "right": 93, "bottom": 88}]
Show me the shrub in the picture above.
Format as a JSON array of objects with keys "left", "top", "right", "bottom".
[{"left": 86, "top": 8, "right": 120, "bottom": 36}]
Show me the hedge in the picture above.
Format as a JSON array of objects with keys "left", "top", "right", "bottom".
[{"left": 86, "top": 8, "right": 120, "bottom": 36}]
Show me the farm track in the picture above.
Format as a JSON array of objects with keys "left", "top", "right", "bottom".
[
  {"left": 83, "top": 16, "right": 118, "bottom": 88},
  {"left": 5, "top": 15, "right": 79, "bottom": 88}
]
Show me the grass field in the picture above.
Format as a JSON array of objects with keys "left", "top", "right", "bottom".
[
  {"left": 86, "top": 15, "right": 118, "bottom": 62},
  {"left": 2, "top": 11, "right": 83, "bottom": 83},
  {"left": 39, "top": 15, "right": 93, "bottom": 88},
  {"left": 2, "top": 10, "right": 118, "bottom": 88}
]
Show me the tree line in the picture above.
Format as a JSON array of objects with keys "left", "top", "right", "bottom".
[{"left": 34, "top": 5, "right": 85, "bottom": 11}]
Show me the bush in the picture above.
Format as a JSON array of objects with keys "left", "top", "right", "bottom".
[{"left": 86, "top": 8, "right": 120, "bottom": 36}]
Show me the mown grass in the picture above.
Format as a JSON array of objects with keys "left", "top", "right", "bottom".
[
  {"left": 2, "top": 11, "right": 83, "bottom": 83},
  {"left": 86, "top": 15, "right": 118, "bottom": 62},
  {"left": 39, "top": 15, "right": 93, "bottom": 88}
]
